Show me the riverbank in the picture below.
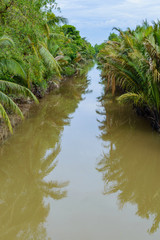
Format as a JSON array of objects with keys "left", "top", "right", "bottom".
[{"left": 0, "top": 61, "right": 94, "bottom": 144}]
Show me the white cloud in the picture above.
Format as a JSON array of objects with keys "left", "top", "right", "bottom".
[{"left": 56, "top": 0, "right": 160, "bottom": 44}]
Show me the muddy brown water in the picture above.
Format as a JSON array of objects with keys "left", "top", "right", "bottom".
[{"left": 0, "top": 65, "right": 160, "bottom": 239}]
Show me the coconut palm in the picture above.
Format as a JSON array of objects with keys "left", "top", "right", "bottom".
[
  {"left": 38, "top": 41, "right": 61, "bottom": 77},
  {"left": 0, "top": 35, "right": 38, "bottom": 133}
]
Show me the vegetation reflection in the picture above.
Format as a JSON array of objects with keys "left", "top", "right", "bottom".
[
  {"left": 0, "top": 149, "right": 67, "bottom": 240},
  {"left": 97, "top": 91, "right": 160, "bottom": 234},
  {"left": 0, "top": 68, "right": 91, "bottom": 240}
]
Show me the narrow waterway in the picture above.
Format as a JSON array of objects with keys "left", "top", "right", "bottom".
[{"left": 0, "top": 64, "right": 160, "bottom": 239}]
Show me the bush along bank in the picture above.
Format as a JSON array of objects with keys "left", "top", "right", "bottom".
[
  {"left": 96, "top": 21, "right": 160, "bottom": 132},
  {"left": 0, "top": 0, "right": 95, "bottom": 135}
]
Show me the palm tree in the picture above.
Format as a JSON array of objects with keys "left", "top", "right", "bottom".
[
  {"left": 97, "top": 23, "right": 160, "bottom": 131},
  {"left": 47, "top": 12, "right": 68, "bottom": 26},
  {"left": 0, "top": 35, "right": 38, "bottom": 133}
]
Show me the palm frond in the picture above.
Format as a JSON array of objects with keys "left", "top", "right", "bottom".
[
  {"left": 150, "top": 81, "right": 160, "bottom": 110},
  {"left": 48, "top": 44, "right": 59, "bottom": 57},
  {"left": 118, "top": 92, "right": 147, "bottom": 106},
  {"left": 0, "top": 80, "right": 38, "bottom": 133},
  {"left": 0, "top": 35, "right": 14, "bottom": 46},
  {"left": 49, "top": 33, "right": 65, "bottom": 41},
  {"left": 0, "top": 80, "right": 38, "bottom": 103},
  {"left": 0, "top": 59, "right": 26, "bottom": 79},
  {"left": 47, "top": 16, "right": 68, "bottom": 26},
  {"left": 0, "top": 90, "right": 24, "bottom": 118},
  {"left": 0, "top": 103, "right": 12, "bottom": 133},
  {"left": 39, "top": 43, "right": 61, "bottom": 77}
]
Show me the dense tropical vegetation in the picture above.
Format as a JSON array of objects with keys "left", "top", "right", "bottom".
[
  {"left": 96, "top": 21, "right": 160, "bottom": 131},
  {"left": 0, "top": 0, "right": 95, "bottom": 133}
]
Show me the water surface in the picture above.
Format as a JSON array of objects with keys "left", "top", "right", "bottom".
[{"left": 0, "top": 65, "right": 160, "bottom": 239}]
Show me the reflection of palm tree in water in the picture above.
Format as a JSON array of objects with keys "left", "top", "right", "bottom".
[
  {"left": 0, "top": 146, "right": 68, "bottom": 240},
  {"left": 0, "top": 70, "right": 91, "bottom": 240},
  {"left": 97, "top": 94, "right": 160, "bottom": 234}
]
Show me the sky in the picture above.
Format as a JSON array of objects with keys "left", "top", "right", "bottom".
[{"left": 56, "top": 0, "right": 160, "bottom": 45}]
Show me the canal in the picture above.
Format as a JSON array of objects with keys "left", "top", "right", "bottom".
[{"left": 0, "top": 64, "right": 160, "bottom": 239}]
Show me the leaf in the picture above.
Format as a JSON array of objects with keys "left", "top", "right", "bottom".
[
  {"left": 0, "top": 80, "right": 38, "bottom": 132},
  {"left": 0, "top": 103, "right": 13, "bottom": 133},
  {"left": 39, "top": 43, "right": 61, "bottom": 77},
  {"left": 0, "top": 59, "right": 26, "bottom": 79},
  {"left": 0, "top": 90, "right": 24, "bottom": 118},
  {"left": 118, "top": 92, "right": 146, "bottom": 106},
  {"left": 0, "top": 80, "right": 39, "bottom": 104},
  {"left": 0, "top": 35, "right": 14, "bottom": 46}
]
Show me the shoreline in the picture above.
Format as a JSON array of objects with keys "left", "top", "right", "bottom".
[
  {"left": 0, "top": 61, "right": 94, "bottom": 144},
  {"left": 0, "top": 80, "right": 60, "bottom": 145}
]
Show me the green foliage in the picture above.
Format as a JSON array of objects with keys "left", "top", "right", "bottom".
[
  {"left": 47, "top": 12, "right": 68, "bottom": 26},
  {"left": 94, "top": 42, "right": 107, "bottom": 56},
  {"left": 38, "top": 42, "right": 61, "bottom": 77},
  {"left": 108, "top": 32, "right": 119, "bottom": 41},
  {"left": 97, "top": 20, "right": 160, "bottom": 131},
  {"left": 0, "top": 0, "right": 94, "bottom": 131},
  {"left": 62, "top": 25, "right": 81, "bottom": 40},
  {"left": 0, "top": 35, "right": 38, "bottom": 132},
  {"left": 63, "top": 66, "right": 75, "bottom": 76},
  {"left": 0, "top": 80, "right": 38, "bottom": 133}
]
